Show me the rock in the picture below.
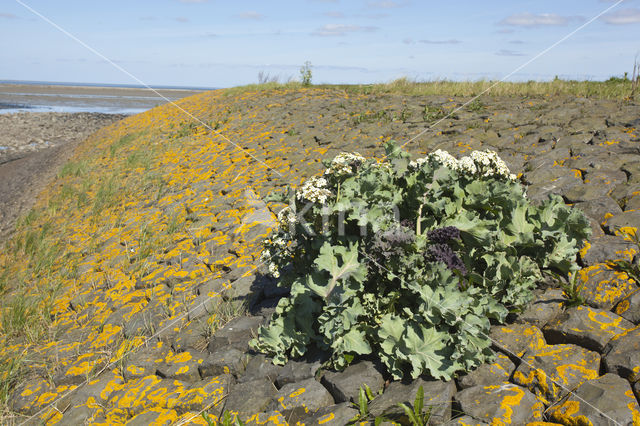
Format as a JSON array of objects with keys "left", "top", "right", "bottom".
[
  {"left": 67, "top": 370, "right": 125, "bottom": 407},
  {"left": 603, "top": 325, "right": 640, "bottom": 381},
  {"left": 516, "top": 288, "right": 564, "bottom": 329},
  {"left": 614, "top": 289, "right": 640, "bottom": 324},
  {"left": 207, "top": 315, "right": 264, "bottom": 353},
  {"left": 543, "top": 305, "right": 633, "bottom": 353},
  {"left": 580, "top": 235, "right": 638, "bottom": 266},
  {"left": 368, "top": 378, "right": 456, "bottom": 424},
  {"left": 107, "top": 375, "right": 187, "bottom": 417},
  {"left": 172, "top": 318, "right": 211, "bottom": 352},
  {"left": 577, "top": 263, "right": 637, "bottom": 310},
  {"left": 457, "top": 353, "right": 516, "bottom": 390},
  {"left": 156, "top": 349, "right": 208, "bottom": 382},
  {"left": 320, "top": 360, "right": 385, "bottom": 403},
  {"left": 185, "top": 294, "right": 221, "bottom": 321},
  {"left": 548, "top": 373, "right": 640, "bottom": 426},
  {"left": 562, "top": 182, "right": 612, "bottom": 204},
  {"left": 574, "top": 196, "right": 623, "bottom": 224},
  {"left": 126, "top": 407, "right": 178, "bottom": 425},
  {"left": 275, "top": 354, "right": 325, "bottom": 389},
  {"left": 489, "top": 323, "right": 546, "bottom": 358},
  {"left": 223, "top": 274, "right": 265, "bottom": 311},
  {"left": 603, "top": 210, "right": 640, "bottom": 235},
  {"left": 238, "top": 354, "right": 283, "bottom": 384},
  {"left": 52, "top": 352, "right": 106, "bottom": 386},
  {"left": 268, "top": 378, "right": 334, "bottom": 422},
  {"left": 123, "top": 345, "right": 171, "bottom": 381},
  {"left": 450, "top": 415, "right": 489, "bottom": 425},
  {"left": 169, "top": 374, "right": 234, "bottom": 415},
  {"left": 512, "top": 344, "right": 600, "bottom": 404},
  {"left": 223, "top": 378, "right": 278, "bottom": 420},
  {"left": 455, "top": 383, "right": 543, "bottom": 424},
  {"left": 526, "top": 175, "right": 582, "bottom": 204},
  {"left": 199, "top": 347, "right": 249, "bottom": 378},
  {"left": 60, "top": 405, "right": 100, "bottom": 425},
  {"left": 302, "top": 402, "right": 359, "bottom": 425}
]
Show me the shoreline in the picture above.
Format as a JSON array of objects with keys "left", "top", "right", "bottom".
[
  {"left": 0, "top": 111, "right": 126, "bottom": 241},
  {"left": 0, "top": 83, "right": 211, "bottom": 115}
]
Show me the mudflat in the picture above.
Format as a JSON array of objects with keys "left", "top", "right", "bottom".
[{"left": 0, "top": 112, "right": 125, "bottom": 241}]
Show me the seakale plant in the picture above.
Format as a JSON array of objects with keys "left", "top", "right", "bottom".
[{"left": 250, "top": 142, "right": 591, "bottom": 380}]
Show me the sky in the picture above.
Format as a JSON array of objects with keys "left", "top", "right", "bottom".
[{"left": 1, "top": 0, "right": 639, "bottom": 88}]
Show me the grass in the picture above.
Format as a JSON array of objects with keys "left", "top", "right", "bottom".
[{"left": 223, "top": 76, "right": 639, "bottom": 100}]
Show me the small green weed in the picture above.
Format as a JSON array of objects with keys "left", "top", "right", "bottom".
[
  {"left": 174, "top": 122, "right": 199, "bottom": 138},
  {"left": 557, "top": 272, "right": 586, "bottom": 308},
  {"left": 396, "top": 386, "right": 431, "bottom": 426},
  {"left": 422, "top": 104, "right": 448, "bottom": 122},
  {"left": 300, "top": 61, "right": 313, "bottom": 86},
  {"left": 467, "top": 99, "right": 485, "bottom": 112}
]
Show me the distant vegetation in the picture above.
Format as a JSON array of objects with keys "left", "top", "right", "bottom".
[{"left": 225, "top": 74, "right": 640, "bottom": 100}]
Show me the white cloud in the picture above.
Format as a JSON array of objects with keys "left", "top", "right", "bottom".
[
  {"left": 367, "top": 1, "right": 401, "bottom": 8},
  {"left": 311, "top": 24, "right": 378, "bottom": 36},
  {"left": 175, "top": 17, "right": 189, "bottom": 23},
  {"left": 238, "top": 11, "right": 265, "bottom": 20},
  {"left": 496, "top": 49, "right": 526, "bottom": 57},
  {"left": 0, "top": 12, "right": 18, "bottom": 19},
  {"left": 601, "top": 8, "right": 640, "bottom": 24},
  {"left": 419, "top": 39, "right": 461, "bottom": 45},
  {"left": 499, "top": 12, "right": 581, "bottom": 27}
]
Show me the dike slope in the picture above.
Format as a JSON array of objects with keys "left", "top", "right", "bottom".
[{"left": 0, "top": 88, "right": 639, "bottom": 424}]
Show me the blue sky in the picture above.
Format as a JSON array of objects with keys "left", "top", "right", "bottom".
[{"left": 1, "top": 0, "right": 639, "bottom": 87}]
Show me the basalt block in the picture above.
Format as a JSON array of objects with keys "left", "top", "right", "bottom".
[
  {"left": 223, "top": 378, "right": 278, "bottom": 420},
  {"left": 576, "top": 263, "right": 638, "bottom": 310},
  {"left": 268, "top": 377, "right": 335, "bottom": 422},
  {"left": 548, "top": 373, "right": 640, "bottom": 426},
  {"left": 455, "top": 383, "right": 543, "bottom": 424},
  {"left": 368, "top": 378, "right": 456, "bottom": 424},
  {"left": 603, "top": 325, "right": 640, "bottom": 381},
  {"left": 543, "top": 305, "right": 633, "bottom": 353},
  {"left": 489, "top": 323, "right": 546, "bottom": 358},
  {"left": 457, "top": 353, "right": 516, "bottom": 390},
  {"left": 516, "top": 288, "right": 564, "bottom": 329},
  {"left": 511, "top": 344, "right": 600, "bottom": 405},
  {"left": 320, "top": 360, "right": 385, "bottom": 403},
  {"left": 207, "top": 315, "right": 264, "bottom": 353},
  {"left": 614, "top": 289, "right": 640, "bottom": 324}
]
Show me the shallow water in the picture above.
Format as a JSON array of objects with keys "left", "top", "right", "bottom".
[{"left": 0, "top": 82, "right": 209, "bottom": 115}]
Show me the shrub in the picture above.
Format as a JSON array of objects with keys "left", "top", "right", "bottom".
[
  {"left": 250, "top": 142, "right": 590, "bottom": 380},
  {"left": 300, "top": 61, "right": 313, "bottom": 86}
]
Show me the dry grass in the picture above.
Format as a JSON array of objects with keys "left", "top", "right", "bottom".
[{"left": 225, "top": 76, "right": 638, "bottom": 100}]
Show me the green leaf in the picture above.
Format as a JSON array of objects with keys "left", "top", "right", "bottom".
[
  {"left": 340, "top": 327, "right": 372, "bottom": 355},
  {"left": 414, "top": 385, "right": 424, "bottom": 422},
  {"left": 310, "top": 242, "right": 366, "bottom": 298}
]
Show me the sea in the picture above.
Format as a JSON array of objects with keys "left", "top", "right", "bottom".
[{"left": 0, "top": 80, "right": 215, "bottom": 115}]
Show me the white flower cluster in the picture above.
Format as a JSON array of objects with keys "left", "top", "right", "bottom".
[
  {"left": 260, "top": 246, "right": 282, "bottom": 278},
  {"left": 468, "top": 150, "right": 516, "bottom": 180},
  {"left": 410, "top": 148, "right": 516, "bottom": 180},
  {"left": 277, "top": 206, "right": 298, "bottom": 225},
  {"left": 325, "top": 152, "right": 366, "bottom": 176},
  {"left": 296, "top": 176, "right": 332, "bottom": 204}
]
